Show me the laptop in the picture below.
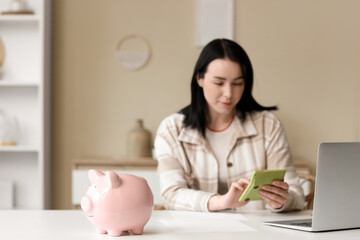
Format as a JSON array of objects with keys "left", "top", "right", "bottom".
[{"left": 264, "top": 142, "right": 360, "bottom": 232}]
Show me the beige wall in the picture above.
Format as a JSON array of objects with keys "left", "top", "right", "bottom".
[{"left": 52, "top": 0, "right": 360, "bottom": 209}]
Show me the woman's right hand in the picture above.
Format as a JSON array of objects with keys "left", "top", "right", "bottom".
[{"left": 208, "top": 178, "right": 250, "bottom": 211}]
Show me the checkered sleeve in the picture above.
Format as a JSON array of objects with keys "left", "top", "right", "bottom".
[
  {"left": 264, "top": 112, "right": 305, "bottom": 212},
  {"left": 154, "top": 116, "right": 216, "bottom": 212}
]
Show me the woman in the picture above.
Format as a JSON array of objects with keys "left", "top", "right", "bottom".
[{"left": 155, "top": 39, "right": 304, "bottom": 212}]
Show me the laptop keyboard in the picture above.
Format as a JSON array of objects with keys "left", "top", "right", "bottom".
[{"left": 289, "top": 220, "right": 312, "bottom": 227}]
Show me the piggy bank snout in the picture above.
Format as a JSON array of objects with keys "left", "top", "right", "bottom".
[{"left": 81, "top": 195, "right": 93, "bottom": 216}]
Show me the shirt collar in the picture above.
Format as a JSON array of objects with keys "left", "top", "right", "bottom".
[{"left": 178, "top": 114, "right": 258, "bottom": 145}]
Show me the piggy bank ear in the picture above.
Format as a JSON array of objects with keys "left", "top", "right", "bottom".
[
  {"left": 88, "top": 169, "right": 104, "bottom": 184},
  {"left": 105, "top": 171, "right": 122, "bottom": 189}
]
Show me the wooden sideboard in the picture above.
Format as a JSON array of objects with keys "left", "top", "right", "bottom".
[
  {"left": 72, "top": 157, "right": 161, "bottom": 209},
  {"left": 72, "top": 156, "right": 313, "bottom": 209},
  {"left": 73, "top": 157, "right": 157, "bottom": 170}
]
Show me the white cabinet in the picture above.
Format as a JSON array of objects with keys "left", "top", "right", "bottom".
[
  {"left": 0, "top": 0, "right": 51, "bottom": 209},
  {"left": 72, "top": 158, "right": 162, "bottom": 209}
]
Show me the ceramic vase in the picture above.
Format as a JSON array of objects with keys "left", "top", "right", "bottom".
[
  {"left": 127, "top": 119, "right": 152, "bottom": 158},
  {"left": 0, "top": 111, "right": 20, "bottom": 146},
  {"left": 9, "top": 0, "right": 28, "bottom": 12}
]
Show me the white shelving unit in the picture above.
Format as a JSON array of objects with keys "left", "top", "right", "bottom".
[
  {"left": 0, "top": 82, "right": 39, "bottom": 87},
  {"left": 0, "top": 0, "right": 51, "bottom": 209}
]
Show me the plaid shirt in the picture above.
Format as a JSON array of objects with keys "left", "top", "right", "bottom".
[{"left": 155, "top": 111, "right": 305, "bottom": 212}]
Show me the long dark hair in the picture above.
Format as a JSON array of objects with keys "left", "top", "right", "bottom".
[{"left": 179, "top": 38, "right": 277, "bottom": 137}]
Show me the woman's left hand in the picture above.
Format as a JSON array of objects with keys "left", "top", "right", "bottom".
[{"left": 259, "top": 180, "right": 289, "bottom": 209}]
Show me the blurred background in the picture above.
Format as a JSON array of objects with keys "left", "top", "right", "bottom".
[
  {"left": 1, "top": 0, "right": 359, "bottom": 210},
  {"left": 52, "top": 0, "right": 360, "bottom": 209}
]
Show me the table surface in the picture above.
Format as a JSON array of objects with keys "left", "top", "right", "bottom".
[{"left": 0, "top": 210, "right": 359, "bottom": 240}]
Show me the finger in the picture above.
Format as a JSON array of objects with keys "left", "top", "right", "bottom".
[
  {"left": 262, "top": 185, "right": 289, "bottom": 199},
  {"left": 235, "top": 200, "right": 249, "bottom": 207},
  {"left": 230, "top": 182, "right": 246, "bottom": 192},
  {"left": 238, "top": 178, "right": 250, "bottom": 185},
  {"left": 272, "top": 180, "right": 289, "bottom": 190},
  {"left": 237, "top": 178, "right": 250, "bottom": 189},
  {"left": 259, "top": 189, "right": 287, "bottom": 205},
  {"left": 259, "top": 191, "right": 284, "bottom": 209},
  {"left": 260, "top": 193, "right": 284, "bottom": 209}
]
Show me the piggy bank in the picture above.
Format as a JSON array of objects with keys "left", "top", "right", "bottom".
[{"left": 81, "top": 169, "right": 154, "bottom": 236}]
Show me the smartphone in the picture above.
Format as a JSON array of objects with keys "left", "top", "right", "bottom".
[{"left": 238, "top": 169, "right": 286, "bottom": 202}]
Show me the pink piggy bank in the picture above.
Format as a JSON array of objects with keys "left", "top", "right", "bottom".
[{"left": 81, "top": 169, "right": 154, "bottom": 236}]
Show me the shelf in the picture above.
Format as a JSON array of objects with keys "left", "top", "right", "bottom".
[
  {"left": 0, "top": 146, "right": 39, "bottom": 153},
  {"left": 0, "top": 81, "right": 39, "bottom": 88},
  {"left": 0, "top": 0, "right": 51, "bottom": 210},
  {"left": 73, "top": 157, "right": 157, "bottom": 170},
  {"left": 0, "top": 14, "right": 40, "bottom": 23}
]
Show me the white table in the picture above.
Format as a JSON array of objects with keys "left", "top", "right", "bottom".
[{"left": 0, "top": 210, "right": 359, "bottom": 239}]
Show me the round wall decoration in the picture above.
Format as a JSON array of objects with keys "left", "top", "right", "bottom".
[{"left": 115, "top": 34, "right": 151, "bottom": 71}]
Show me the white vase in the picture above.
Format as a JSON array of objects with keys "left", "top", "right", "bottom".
[
  {"left": 0, "top": 111, "right": 20, "bottom": 146},
  {"left": 9, "top": 0, "right": 28, "bottom": 12}
]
